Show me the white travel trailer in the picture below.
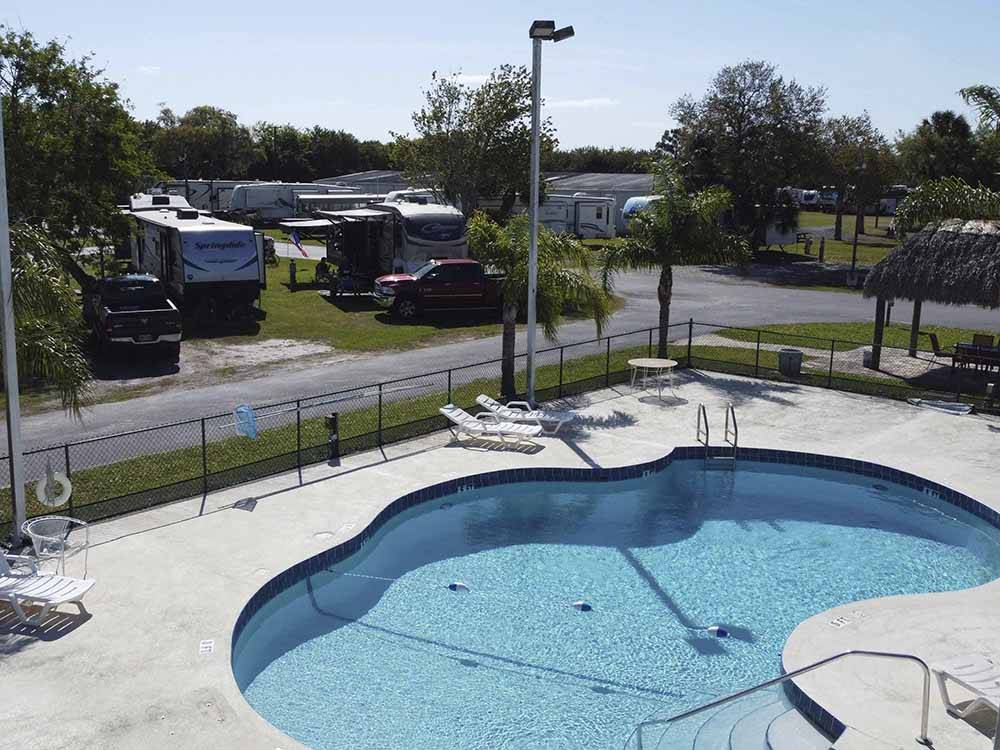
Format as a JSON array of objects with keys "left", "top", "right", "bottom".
[
  {"left": 150, "top": 180, "right": 255, "bottom": 212},
  {"left": 127, "top": 205, "right": 266, "bottom": 319},
  {"left": 538, "top": 193, "right": 616, "bottom": 239},
  {"left": 229, "top": 183, "right": 359, "bottom": 222}
]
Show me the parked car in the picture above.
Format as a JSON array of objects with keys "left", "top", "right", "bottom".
[
  {"left": 83, "top": 274, "right": 183, "bottom": 361},
  {"left": 373, "top": 259, "right": 502, "bottom": 320}
]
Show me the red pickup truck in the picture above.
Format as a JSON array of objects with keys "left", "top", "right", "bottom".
[{"left": 373, "top": 259, "right": 502, "bottom": 320}]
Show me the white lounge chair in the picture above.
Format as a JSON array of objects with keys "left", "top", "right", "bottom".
[
  {"left": 0, "top": 551, "right": 95, "bottom": 626},
  {"left": 439, "top": 404, "right": 543, "bottom": 446},
  {"left": 475, "top": 395, "right": 575, "bottom": 435},
  {"left": 933, "top": 653, "right": 1000, "bottom": 745}
]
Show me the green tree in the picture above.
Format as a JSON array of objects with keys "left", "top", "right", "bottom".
[
  {"left": 544, "top": 146, "right": 653, "bottom": 173},
  {"left": 249, "top": 122, "right": 310, "bottom": 181},
  {"left": 466, "top": 213, "right": 610, "bottom": 398},
  {"left": 896, "top": 111, "right": 981, "bottom": 184},
  {"left": 393, "top": 66, "right": 555, "bottom": 218},
  {"left": 151, "top": 105, "right": 254, "bottom": 179},
  {"left": 600, "top": 157, "right": 749, "bottom": 357},
  {"left": 822, "top": 113, "right": 895, "bottom": 240},
  {"left": 1, "top": 27, "right": 155, "bottom": 288},
  {"left": 895, "top": 177, "right": 1000, "bottom": 235},
  {"left": 665, "top": 60, "right": 826, "bottom": 234},
  {"left": 6, "top": 225, "right": 91, "bottom": 411},
  {"left": 960, "top": 85, "right": 1000, "bottom": 132}
]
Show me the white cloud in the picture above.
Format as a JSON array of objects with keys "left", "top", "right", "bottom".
[
  {"left": 136, "top": 65, "right": 161, "bottom": 75},
  {"left": 546, "top": 97, "right": 618, "bottom": 110},
  {"left": 453, "top": 73, "right": 490, "bottom": 85}
]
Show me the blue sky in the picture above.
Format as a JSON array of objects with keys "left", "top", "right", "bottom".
[{"left": 5, "top": 1, "right": 998, "bottom": 149}]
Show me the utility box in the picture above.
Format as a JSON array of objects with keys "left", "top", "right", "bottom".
[{"left": 778, "top": 349, "right": 804, "bottom": 377}]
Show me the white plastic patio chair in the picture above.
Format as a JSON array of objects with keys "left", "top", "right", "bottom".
[
  {"left": 475, "top": 395, "right": 575, "bottom": 435},
  {"left": 0, "top": 552, "right": 95, "bottom": 627},
  {"left": 933, "top": 653, "right": 1000, "bottom": 749},
  {"left": 22, "top": 515, "right": 89, "bottom": 577},
  {"left": 439, "top": 404, "right": 543, "bottom": 446}
]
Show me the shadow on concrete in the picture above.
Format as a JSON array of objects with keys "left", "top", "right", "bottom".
[
  {"left": 0, "top": 605, "right": 92, "bottom": 656},
  {"left": 678, "top": 369, "right": 799, "bottom": 407}
]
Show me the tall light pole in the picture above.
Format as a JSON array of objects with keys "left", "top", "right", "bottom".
[
  {"left": 526, "top": 19, "right": 573, "bottom": 405},
  {"left": 0, "top": 98, "right": 26, "bottom": 542}
]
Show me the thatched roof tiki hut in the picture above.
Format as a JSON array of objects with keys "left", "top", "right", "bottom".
[{"left": 863, "top": 219, "right": 1000, "bottom": 368}]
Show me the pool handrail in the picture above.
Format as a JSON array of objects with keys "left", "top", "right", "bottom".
[
  {"left": 724, "top": 402, "right": 738, "bottom": 459},
  {"left": 696, "top": 403, "right": 709, "bottom": 449},
  {"left": 623, "top": 648, "right": 933, "bottom": 749}
]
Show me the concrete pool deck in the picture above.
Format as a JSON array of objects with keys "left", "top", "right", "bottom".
[{"left": 3, "top": 370, "right": 1000, "bottom": 749}]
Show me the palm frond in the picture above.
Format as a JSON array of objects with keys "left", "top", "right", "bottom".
[{"left": 959, "top": 85, "right": 1000, "bottom": 130}]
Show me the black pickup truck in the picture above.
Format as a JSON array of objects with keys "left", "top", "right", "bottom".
[
  {"left": 373, "top": 259, "right": 502, "bottom": 320},
  {"left": 83, "top": 274, "right": 183, "bottom": 361}
]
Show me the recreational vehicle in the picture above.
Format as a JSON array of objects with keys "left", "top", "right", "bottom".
[
  {"left": 620, "top": 195, "right": 663, "bottom": 234},
  {"left": 537, "top": 193, "right": 616, "bottom": 239},
  {"left": 150, "top": 180, "right": 255, "bottom": 213},
  {"left": 127, "top": 205, "right": 266, "bottom": 320},
  {"left": 228, "top": 183, "right": 359, "bottom": 222}
]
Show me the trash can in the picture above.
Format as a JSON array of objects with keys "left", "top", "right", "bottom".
[{"left": 778, "top": 349, "right": 803, "bottom": 377}]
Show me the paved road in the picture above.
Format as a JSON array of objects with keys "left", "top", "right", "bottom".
[{"left": 8, "top": 266, "right": 1000, "bottom": 452}]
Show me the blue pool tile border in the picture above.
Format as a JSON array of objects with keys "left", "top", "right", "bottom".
[{"left": 232, "top": 446, "right": 997, "bottom": 742}]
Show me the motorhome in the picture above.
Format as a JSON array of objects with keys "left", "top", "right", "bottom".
[
  {"left": 799, "top": 190, "right": 820, "bottom": 209},
  {"left": 228, "top": 183, "right": 359, "bottom": 222},
  {"left": 150, "top": 180, "right": 255, "bottom": 213},
  {"left": 620, "top": 195, "right": 663, "bottom": 234},
  {"left": 127, "top": 203, "right": 266, "bottom": 320}
]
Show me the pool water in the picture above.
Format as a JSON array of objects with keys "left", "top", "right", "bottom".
[{"left": 233, "top": 460, "right": 1000, "bottom": 750}]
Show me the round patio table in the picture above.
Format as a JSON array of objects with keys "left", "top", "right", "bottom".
[{"left": 628, "top": 358, "right": 678, "bottom": 399}]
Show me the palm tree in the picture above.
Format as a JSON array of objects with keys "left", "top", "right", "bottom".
[
  {"left": 895, "top": 176, "right": 1000, "bottom": 236},
  {"left": 467, "top": 213, "right": 611, "bottom": 399},
  {"left": 6, "top": 224, "right": 91, "bottom": 411},
  {"left": 960, "top": 85, "right": 1000, "bottom": 132},
  {"left": 600, "top": 157, "right": 749, "bottom": 358}
]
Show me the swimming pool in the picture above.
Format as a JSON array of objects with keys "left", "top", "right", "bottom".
[{"left": 232, "top": 457, "right": 1000, "bottom": 750}]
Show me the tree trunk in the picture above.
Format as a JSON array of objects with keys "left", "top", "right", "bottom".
[
  {"left": 656, "top": 265, "right": 673, "bottom": 358},
  {"left": 500, "top": 302, "right": 518, "bottom": 399},
  {"left": 497, "top": 189, "right": 518, "bottom": 223},
  {"left": 834, "top": 194, "right": 844, "bottom": 241}
]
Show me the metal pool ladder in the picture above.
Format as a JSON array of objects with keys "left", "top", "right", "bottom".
[
  {"left": 624, "top": 648, "right": 933, "bottom": 749},
  {"left": 724, "top": 402, "right": 738, "bottom": 461},
  {"left": 696, "top": 403, "right": 738, "bottom": 465},
  {"left": 696, "top": 404, "right": 709, "bottom": 450}
]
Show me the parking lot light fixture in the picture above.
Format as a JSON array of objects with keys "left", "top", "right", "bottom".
[{"left": 525, "top": 18, "right": 573, "bottom": 405}]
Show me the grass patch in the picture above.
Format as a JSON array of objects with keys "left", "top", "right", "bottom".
[{"left": 715, "top": 322, "right": 998, "bottom": 352}]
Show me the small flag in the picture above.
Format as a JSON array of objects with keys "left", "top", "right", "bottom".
[{"left": 290, "top": 230, "right": 308, "bottom": 257}]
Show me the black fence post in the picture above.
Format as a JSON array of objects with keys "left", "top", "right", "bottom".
[
  {"left": 64, "top": 444, "right": 73, "bottom": 515},
  {"left": 648, "top": 328, "right": 653, "bottom": 358},
  {"left": 377, "top": 383, "right": 383, "bottom": 446},
  {"left": 605, "top": 337, "right": 611, "bottom": 387},
  {"left": 827, "top": 341, "right": 836, "bottom": 387},
  {"left": 558, "top": 347, "right": 564, "bottom": 398},
  {"left": 754, "top": 330, "right": 761, "bottom": 377},
  {"left": 200, "top": 418, "right": 208, "bottom": 496},
  {"left": 295, "top": 399, "right": 302, "bottom": 469},
  {"left": 687, "top": 318, "right": 694, "bottom": 366},
  {"left": 447, "top": 369, "right": 452, "bottom": 404}
]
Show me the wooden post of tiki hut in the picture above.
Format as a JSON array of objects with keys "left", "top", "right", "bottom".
[{"left": 864, "top": 219, "right": 1000, "bottom": 369}]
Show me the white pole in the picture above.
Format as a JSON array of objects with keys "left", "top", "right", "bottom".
[
  {"left": 0, "top": 98, "right": 26, "bottom": 542},
  {"left": 526, "top": 36, "right": 542, "bottom": 405}
]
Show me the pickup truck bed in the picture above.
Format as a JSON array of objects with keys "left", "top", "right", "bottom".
[{"left": 83, "top": 275, "right": 183, "bottom": 360}]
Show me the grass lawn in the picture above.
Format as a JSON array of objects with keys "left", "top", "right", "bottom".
[
  {"left": 716, "top": 321, "right": 999, "bottom": 351},
  {"left": 798, "top": 211, "right": 894, "bottom": 236}
]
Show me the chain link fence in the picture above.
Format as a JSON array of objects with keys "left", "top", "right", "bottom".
[{"left": 4, "top": 319, "right": 996, "bottom": 533}]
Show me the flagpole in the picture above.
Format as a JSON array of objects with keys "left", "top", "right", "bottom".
[{"left": 0, "top": 97, "right": 27, "bottom": 542}]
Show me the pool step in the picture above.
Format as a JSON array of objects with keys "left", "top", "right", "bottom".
[
  {"left": 692, "top": 688, "right": 780, "bottom": 748},
  {"left": 765, "top": 707, "right": 834, "bottom": 749},
  {"left": 728, "top": 694, "right": 792, "bottom": 750}
]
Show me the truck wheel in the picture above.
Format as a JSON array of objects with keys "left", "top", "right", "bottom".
[{"left": 392, "top": 299, "right": 419, "bottom": 321}]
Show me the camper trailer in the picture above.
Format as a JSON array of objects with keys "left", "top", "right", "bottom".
[
  {"left": 228, "top": 183, "right": 359, "bottom": 222},
  {"left": 536, "top": 194, "right": 616, "bottom": 239},
  {"left": 127, "top": 204, "right": 266, "bottom": 320},
  {"left": 150, "top": 180, "right": 254, "bottom": 213},
  {"left": 294, "top": 193, "right": 384, "bottom": 215}
]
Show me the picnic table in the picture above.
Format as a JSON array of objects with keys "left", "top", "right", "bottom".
[{"left": 953, "top": 343, "right": 1000, "bottom": 372}]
